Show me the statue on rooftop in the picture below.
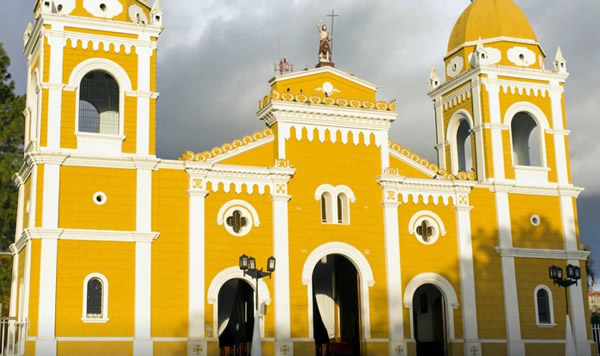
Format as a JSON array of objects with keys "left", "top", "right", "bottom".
[{"left": 318, "top": 19, "right": 332, "bottom": 64}]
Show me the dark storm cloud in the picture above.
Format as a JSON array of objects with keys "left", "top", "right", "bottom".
[{"left": 1, "top": 1, "right": 600, "bottom": 264}]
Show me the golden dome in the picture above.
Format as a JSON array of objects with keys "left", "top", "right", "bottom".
[{"left": 447, "top": 0, "right": 538, "bottom": 53}]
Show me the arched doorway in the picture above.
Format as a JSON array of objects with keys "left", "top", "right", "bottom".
[
  {"left": 413, "top": 284, "right": 447, "bottom": 356},
  {"left": 312, "top": 254, "right": 361, "bottom": 356},
  {"left": 217, "top": 279, "right": 254, "bottom": 356}
]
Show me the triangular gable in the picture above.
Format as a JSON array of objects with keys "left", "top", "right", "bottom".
[
  {"left": 269, "top": 66, "right": 377, "bottom": 102},
  {"left": 179, "top": 128, "right": 275, "bottom": 168}
]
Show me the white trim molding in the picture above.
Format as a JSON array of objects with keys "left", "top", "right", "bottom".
[
  {"left": 206, "top": 267, "right": 271, "bottom": 339},
  {"left": 495, "top": 247, "right": 590, "bottom": 260},
  {"left": 314, "top": 184, "right": 356, "bottom": 225},
  {"left": 407, "top": 210, "right": 447, "bottom": 245},
  {"left": 301, "top": 242, "right": 374, "bottom": 339},
  {"left": 533, "top": 285, "right": 555, "bottom": 327},
  {"left": 403, "top": 273, "right": 459, "bottom": 340},
  {"left": 216, "top": 200, "right": 260, "bottom": 237},
  {"left": 81, "top": 273, "right": 109, "bottom": 323}
]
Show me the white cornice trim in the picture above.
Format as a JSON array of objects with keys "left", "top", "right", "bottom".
[
  {"left": 478, "top": 181, "right": 583, "bottom": 197},
  {"left": 21, "top": 228, "right": 160, "bottom": 243},
  {"left": 268, "top": 66, "right": 378, "bottom": 92},
  {"left": 40, "top": 13, "right": 162, "bottom": 36},
  {"left": 210, "top": 136, "right": 274, "bottom": 164},
  {"left": 495, "top": 247, "right": 590, "bottom": 261},
  {"left": 258, "top": 101, "right": 396, "bottom": 131},
  {"left": 445, "top": 36, "right": 545, "bottom": 60},
  {"left": 389, "top": 149, "right": 436, "bottom": 178}
]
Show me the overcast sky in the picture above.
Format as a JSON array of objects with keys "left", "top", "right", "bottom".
[{"left": 1, "top": 1, "right": 600, "bottom": 276}]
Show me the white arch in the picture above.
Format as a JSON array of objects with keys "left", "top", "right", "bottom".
[
  {"left": 216, "top": 200, "right": 261, "bottom": 226},
  {"left": 533, "top": 284, "right": 555, "bottom": 326},
  {"left": 313, "top": 184, "right": 356, "bottom": 202},
  {"left": 82, "top": 273, "right": 109, "bottom": 323},
  {"left": 207, "top": 266, "right": 271, "bottom": 338},
  {"left": 403, "top": 273, "right": 459, "bottom": 339},
  {"left": 446, "top": 109, "right": 474, "bottom": 175},
  {"left": 68, "top": 57, "right": 132, "bottom": 91},
  {"left": 503, "top": 102, "right": 549, "bottom": 167},
  {"left": 408, "top": 210, "right": 447, "bottom": 245},
  {"left": 314, "top": 184, "right": 356, "bottom": 224},
  {"left": 301, "top": 242, "right": 374, "bottom": 339}
]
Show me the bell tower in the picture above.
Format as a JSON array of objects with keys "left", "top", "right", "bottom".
[{"left": 24, "top": 0, "right": 163, "bottom": 158}]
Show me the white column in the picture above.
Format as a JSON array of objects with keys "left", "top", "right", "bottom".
[
  {"left": 134, "top": 169, "right": 153, "bottom": 355},
  {"left": 455, "top": 196, "right": 481, "bottom": 355},
  {"left": 486, "top": 76, "right": 506, "bottom": 181},
  {"left": 549, "top": 87, "right": 570, "bottom": 185},
  {"left": 15, "top": 183, "right": 25, "bottom": 240},
  {"left": 36, "top": 163, "right": 60, "bottom": 356},
  {"left": 381, "top": 188, "right": 406, "bottom": 355},
  {"left": 187, "top": 186, "right": 208, "bottom": 356},
  {"left": 433, "top": 98, "right": 446, "bottom": 168},
  {"left": 136, "top": 45, "right": 152, "bottom": 156},
  {"left": 272, "top": 190, "right": 292, "bottom": 356},
  {"left": 8, "top": 244, "right": 19, "bottom": 319},
  {"left": 471, "top": 79, "right": 486, "bottom": 180},
  {"left": 560, "top": 196, "right": 589, "bottom": 355},
  {"left": 45, "top": 32, "right": 65, "bottom": 151},
  {"left": 495, "top": 191, "right": 524, "bottom": 356}
]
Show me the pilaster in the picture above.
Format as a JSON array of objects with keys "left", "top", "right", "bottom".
[
  {"left": 549, "top": 86, "right": 569, "bottom": 185},
  {"left": 471, "top": 78, "right": 486, "bottom": 180},
  {"left": 381, "top": 185, "right": 406, "bottom": 356},
  {"left": 45, "top": 30, "right": 65, "bottom": 151},
  {"left": 486, "top": 76, "right": 506, "bottom": 181},
  {"left": 454, "top": 195, "right": 481, "bottom": 356},
  {"left": 271, "top": 185, "right": 292, "bottom": 356},
  {"left": 136, "top": 45, "right": 153, "bottom": 156},
  {"left": 134, "top": 169, "right": 153, "bottom": 355},
  {"left": 187, "top": 178, "right": 209, "bottom": 356},
  {"left": 495, "top": 191, "right": 524, "bottom": 356}
]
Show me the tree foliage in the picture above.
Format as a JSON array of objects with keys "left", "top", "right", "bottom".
[{"left": 0, "top": 42, "right": 25, "bottom": 251}]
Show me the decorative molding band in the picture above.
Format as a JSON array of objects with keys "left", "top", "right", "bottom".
[
  {"left": 280, "top": 122, "right": 385, "bottom": 147},
  {"left": 378, "top": 175, "right": 472, "bottom": 207},
  {"left": 258, "top": 100, "right": 396, "bottom": 130},
  {"left": 186, "top": 162, "right": 295, "bottom": 196},
  {"left": 19, "top": 228, "right": 160, "bottom": 246},
  {"left": 481, "top": 182, "right": 583, "bottom": 197},
  {"left": 494, "top": 247, "right": 590, "bottom": 260}
]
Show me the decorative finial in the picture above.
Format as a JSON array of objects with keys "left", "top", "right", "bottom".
[
  {"left": 150, "top": 0, "right": 163, "bottom": 26},
  {"left": 429, "top": 67, "right": 440, "bottom": 90},
  {"left": 553, "top": 46, "right": 567, "bottom": 73}
]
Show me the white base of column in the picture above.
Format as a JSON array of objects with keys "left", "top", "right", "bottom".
[
  {"left": 465, "top": 342, "right": 482, "bottom": 356},
  {"left": 389, "top": 340, "right": 408, "bottom": 356},
  {"left": 187, "top": 340, "right": 207, "bottom": 356},
  {"left": 133, "top": 339, "right": 153, "bottom": 356},
  {"left": 35, "top": 338, "right": 57, "bottom": 356},
  {"left": 275, "top": 340, "right": 293, "bottom": 356},
  {"left": 576, "top": 341, "right": 592, "bottom": 356},
  {"left": 507, "top": 341, "right": 525, "bottom": 356}
]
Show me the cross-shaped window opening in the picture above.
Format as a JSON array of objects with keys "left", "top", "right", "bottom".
[
  {"left": 226, "top": 210, "right": 247, "bottom": 234},
  {"left": 416, "top": 220, "right": 434, "bottom": 242}
]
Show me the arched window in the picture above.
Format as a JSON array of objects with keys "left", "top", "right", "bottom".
[
  {"left": 511, "top": 112, "right": 541, "bottom": 166},
  {"left": 534, "top": 285, "right": 554, "bottom": 326},
  {"left": 456, "top": 119, "right": 473, "bottom": 172},
  {"left": 337, "top": 193, "right": 349, "bottom": 224},
  {"left": 321, "top": 192, "right": 332, "bottom": 223},
  {"left": 79, "top": 70, "right": 119, "bottom": 135},
  {"left": 82, "top": 273, "right": 109, "bottom": 322}
]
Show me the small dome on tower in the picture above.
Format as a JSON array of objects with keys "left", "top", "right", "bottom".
[{"left": 447, "top": 0, "right": 538, "bottom": 53}]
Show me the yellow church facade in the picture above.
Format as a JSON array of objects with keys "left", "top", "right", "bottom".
[{"left": 7, "top": 0, "right": 594, "bottom": 355}]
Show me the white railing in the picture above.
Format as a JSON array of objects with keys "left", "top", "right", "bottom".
[
  {"left": 0, "top": 318, "right": 27, "bottom": 356},
  {"left": 593, "top": 324, "right": 600, "bottom": 356}
]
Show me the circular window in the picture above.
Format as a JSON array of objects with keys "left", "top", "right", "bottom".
[
  {"left": 93, "top": 192, "right": 107, "bottom": 206},
  {"left": 530, "top": 214, "right": 541, "bottom": 227},
  {"left": 414, "top": 217, "right": 440, "bottom": 245}
]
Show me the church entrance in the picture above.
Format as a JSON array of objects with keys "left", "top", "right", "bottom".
[
  {"left": 413, "top": 284, "right": 447, "bottom": 356},
  {"left": 217, "top": 279, "right": 254, "bottom": 356},
  {"left": 312, "top": 254, "right": 361, "bottom": 356}
]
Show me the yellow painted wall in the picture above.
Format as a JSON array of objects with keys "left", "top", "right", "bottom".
[
  {"left": 398, "top": 201, "right": 462, "bottom": 340},
  {"left": 470, "top": 187, "right": 506, "bottom": 339},
  {"left": 28, "top": 239, "right": 41, "bottom": 337},
  {"left": 388, "top": 155, "right": 430, "bottom": 179},
  {"left": 58, "top": 166, "right": 136, "bottom": 231},
  {"left": 61, "top": 90, "right": 77, "bottom": 149},
  {"left": 515, "top": 257, "right": 565, "bottom": 340},
  {"left": 151, "top": 169, "right": 189, "bottom": 337},
  {"left": 40, "top": 89, "right": 48, "bottom": 147},
  {"left": 35, "top": 166, "right": 44, "bottom": 228},
  {"left": 153, "top": 342, "right": 186, "bottom": 356},
  {"left": 218, "top": 140, "right": 275, "bottom": 167},
  {"left": 55, "top": 240, "right": 135, "bottom": 337},
  {"left": 16, "top": 248, "right": 26, "bottom": 321},
  {"left": 204, "top": 189, "right": 274, "bottom": 338},
  {"left": 509, "top": 194, "right": 563, "bottom": 250},
  {"left": 285, "top": 127, "right": 389, "bottom": 339},
  {"left": 149, "top": 98, "right": 156, "bottom": 155},
  {"left": 22, "top": 178, "right": 31, "bottom": 231},
  {"left": 57, "top": 342, "right": 131, "bottom": 356},
  {"left": 123, "top": 96, "right": 138, "bottom": 154}
]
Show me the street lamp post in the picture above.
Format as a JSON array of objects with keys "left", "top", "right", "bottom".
[
  {"left": 239, "top": 254, "right": 276, "bottom": 355},
  {"left": 549, "top": 264, "right": 581, "bottom": 356},
  {"left": 549, "top": 264, "right": 581, "bottom": 316}
]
